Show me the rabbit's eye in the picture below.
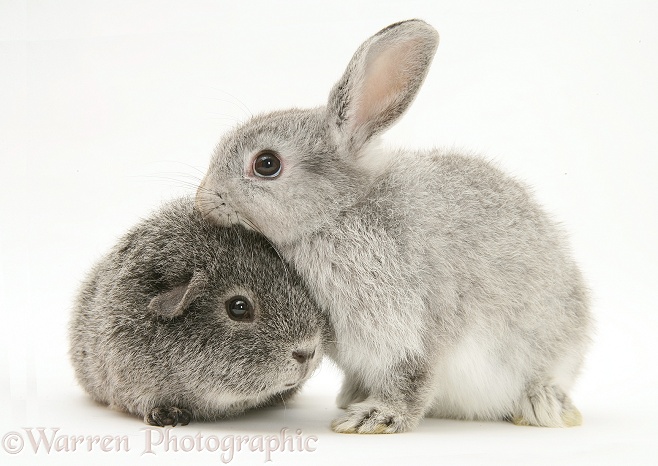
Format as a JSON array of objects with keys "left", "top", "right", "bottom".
[
  {"left": 226, "top": 296, "right": 255, "bottom": 322},
  {"left": 253, "top": 151, "right": 282, "bottom": 178}
]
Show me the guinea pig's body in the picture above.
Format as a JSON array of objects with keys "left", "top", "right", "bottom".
[
  {"left": 195, "top": 20, "right": 592, "bottom": 433},
  {"left": 70, "top": 197, "right": 325, "bottom": 426}
]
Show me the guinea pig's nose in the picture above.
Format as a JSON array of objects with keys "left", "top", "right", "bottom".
[{"left": 292, "top": 349, "right": 315, "bottom": 364}]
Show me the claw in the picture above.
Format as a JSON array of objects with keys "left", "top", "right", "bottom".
[
  {"left": 331, "top": 402, "right": 409, "bottom": 434},
  {"left": 145, "top": 407, "right": 192, "bottom": 427}
]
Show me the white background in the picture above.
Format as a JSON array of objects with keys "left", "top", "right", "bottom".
[{"left": 1, "top": 1, "right": 657, "bottom": 464}]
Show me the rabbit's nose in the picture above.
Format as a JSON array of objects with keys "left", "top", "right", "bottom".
[{"left": 292, "top": 349, "right": 315, "bottom": 364}]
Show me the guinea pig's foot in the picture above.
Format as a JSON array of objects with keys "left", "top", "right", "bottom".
[
  {"left": 331, "top": 401, "right": 410, "bottom": 434},
  {"left": 145, "top": 407, "right": 192, "bottom": 427}
]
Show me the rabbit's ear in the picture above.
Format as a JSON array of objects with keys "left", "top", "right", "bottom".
[
  {"left": 328, "top": 20, "right": 438, "bottom": 153},
  {"left": 148, "top": 271, "right": 208, "bottom": 318}
]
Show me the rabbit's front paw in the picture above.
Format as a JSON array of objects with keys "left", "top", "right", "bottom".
[
  {"left": 331, "top": 401, "right": 412, "bottom": 434},
  {"left": 145, "top": 407, "right": 192, "bottom": 427}
]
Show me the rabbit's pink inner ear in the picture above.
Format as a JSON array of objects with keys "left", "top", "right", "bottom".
[
  {"left": 352, "top": 40, "right": 421, "bottom": 131},
  {"left": 331, "top": 23, "right": 438, "bottom": 155}
]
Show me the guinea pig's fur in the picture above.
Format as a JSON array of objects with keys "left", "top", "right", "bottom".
[{"left": 69, "top": 197, "right": 327, "bottom": 426}]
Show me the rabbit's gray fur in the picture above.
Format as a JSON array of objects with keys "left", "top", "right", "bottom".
[
  {"left": 69, "top": 197, "right": 326, "bottom": 426},
  {"left": 196, "top": 19, "right": 591, "bottom": 433}
]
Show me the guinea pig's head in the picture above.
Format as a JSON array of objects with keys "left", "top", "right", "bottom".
[{"left": 146, "top": 226, "right": 328, "bottom": 408}]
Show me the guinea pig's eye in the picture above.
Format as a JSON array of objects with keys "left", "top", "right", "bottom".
[
  {"left": 253, "top": 150, "right": 282, "bottom": 178},
  {"left": 225, "top": 296, "right": 254, "bottom": 322}
]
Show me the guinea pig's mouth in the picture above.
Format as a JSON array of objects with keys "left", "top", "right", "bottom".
[
  {"left": 283, "top": 374, "right": 308, "bottom": 389},
  {"left": 284, "top": 375, "right": 307, "bottom": 388},
  {"left": 283, "top": 364, "right": 315, "bottom": 388}
]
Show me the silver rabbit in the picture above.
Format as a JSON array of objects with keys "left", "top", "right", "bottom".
[
  {"left": 196, "top": 19, "right": 591, "bottom": 433},
  {"left": 70, "top": 197, "right": 326, "bottom": 426}
]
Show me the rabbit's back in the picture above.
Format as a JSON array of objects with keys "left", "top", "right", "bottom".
[{"left": 374, "top": 149, "right": 589, "bottom": 337}]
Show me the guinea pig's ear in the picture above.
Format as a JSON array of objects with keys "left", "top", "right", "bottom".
[
  {"left": 147, "top": 270, "right": 208, "bottom": 319},
  {"left": 327, "top": 19, "right": 439, "bottom": 154}
]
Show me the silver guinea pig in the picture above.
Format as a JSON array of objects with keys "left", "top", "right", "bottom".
[{"left": 69, "top": 197, "right": 327, "bottom": 426}]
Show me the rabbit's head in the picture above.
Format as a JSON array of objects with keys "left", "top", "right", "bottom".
[{"left": 196, "top": 20, "right": 438, "bottom": 245}]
